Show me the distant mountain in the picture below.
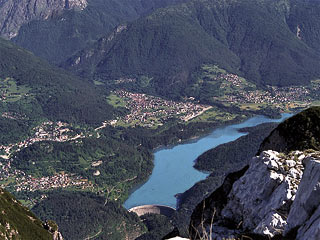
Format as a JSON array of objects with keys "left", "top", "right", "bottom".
[
  {"left": 0, "top": 188, "right": 62, "bottom": 240},
  {"left": 63, "top": 0, "right": 320, "bottom": 98},
  {"left": 0, "top": 37, "right": 113, "bottom": 125},
  {"left": 9, "top": 0, "right": 185, "bottom": 63},
  {"left": 0, "top": 0, "right": 87, "bottom": 39}
]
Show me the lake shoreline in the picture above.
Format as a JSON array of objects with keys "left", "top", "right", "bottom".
[{"left": 124, "top": 112, "right": 293, "bottom": 209}]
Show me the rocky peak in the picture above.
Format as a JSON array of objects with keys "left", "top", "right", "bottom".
[
  {"left": 190, "top": 150, "right": 320, "bottom": 240},
  {"left": 220, "top": 150, "right": 305, "bottom": 237},
  {"left": 0, "top": 0, "right": 88, "bottom": 38}
]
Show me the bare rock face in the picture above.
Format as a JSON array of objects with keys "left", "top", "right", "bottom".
[
  {"left": 221, "top": 150, "right": 304, "bottom": 237},
  {"left": 0, "top": 0, "right": 87, "bottom": 38},
  {"left": 285, "top": 157, "right": 320, "bottom": 239},
  {"left": 190, "top": 150, "right": 320, "bottom": 240},
  {"left": 295, "top": 205, "right": 320, "bottom": 240}
]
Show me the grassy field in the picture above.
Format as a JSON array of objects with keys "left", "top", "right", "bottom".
[
  {"left": 93, "top": 80, "right": 105, "bottom": 86},
  {"left": 0, "top": 78, "right": 31, "bottom": 102},
  {"left": 189, "top": 107, "right": 238, "bottom": 123},
  {"left": 106, "top": 93, "right": 127, "bottom": 108}
]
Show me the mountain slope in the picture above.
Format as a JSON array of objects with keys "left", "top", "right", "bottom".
[
  {"left": 0, "top": 188, "right": 61, "bottom": 240},
  {"left": 10, "top": 0, "right": 186, "bottom": 63},
  {"left": 64, "top": 0, "right": 320, "bottom": 97},
  {"left": 32, "top": 191, "right": 144, "bottom": 240},
  {"left": 0, "top": 37, "right": 113, "bottom": 125},
  {"left": 0, "top": 0, "right": 87, "bottom": 39}
]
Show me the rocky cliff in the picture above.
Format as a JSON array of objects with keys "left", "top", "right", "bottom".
[
  {"left": 0, "top": 0, "right": 87, "bottom": 38},
  {"left": 190, "top": 150, "right": 320, "bottom": 240},
  {"left": 189, "top": 108, "right": 320, "bottom": 240}
]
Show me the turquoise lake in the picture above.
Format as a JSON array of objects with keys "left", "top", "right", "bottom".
[{"left": 124, "top": 113, "right": 292, "bottom": 209}]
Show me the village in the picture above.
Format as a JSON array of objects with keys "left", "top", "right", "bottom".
[
  {"left": 0, "top": 155, "right": 93, "bottom": 194},
  {"left": 15, "top": 173, "right": 93, "bottom": 192},
  {"left": 0, "top": 121, "right": 85, "bottom": 159},
  {"left": 0, "top": 121, "right": 93, "bottom": 193},
  {"left": 214, "top": 72, "right": 314, "bottom": 108},
  {"left": 112, "top": 90, "right": 212, "bottom": 128},
  {"left": 220, "top": 85, "right": 311, "bottom": 105}
]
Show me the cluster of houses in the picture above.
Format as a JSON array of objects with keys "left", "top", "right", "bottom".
[
  {"left": 0, "top": 121, "right": 90, "bottom": 192},
  {"left": 114, "top": 77, "right": 136, "bottom": 85},
  {"left": 0, "top": 158, "right": 23, "bottom": 181},
  {"left": 220, "top": 85, "right": 311, "bottom": 105},
  {"left": 113, "top": 90, "right": 211, "bottom": 127},
  {"left": 1, "top": 112, "right": 27, "bottom": 120},
  {"left": 0, "top": 121, "right": 84, "bottom": 159},
  {"left": 213, "top": 72, "right": 312, "bottom": 106},
  {"left": 219, "top": 73, "right": 243, "bottom": 88},
  {"left": 15, "top": 173, "right": 92, "bottom": 192}
]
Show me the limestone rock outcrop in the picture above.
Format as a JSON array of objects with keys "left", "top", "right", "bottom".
[
  {"left": 0, "top": 0, "right": 87, "bottom": 38},
  {"left": 285, "top": 156, "right": 320, "bottom": 240},
  {"left": 190, "top": 150, "right": 320, "bottom": 240},
  {"left": 221, "top": 150, "right": 304, "bottom": 237}
]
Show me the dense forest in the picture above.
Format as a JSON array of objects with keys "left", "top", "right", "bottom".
[
  {"left": 12, "top": 0, "right": 186, "bottom": 64},
  {"left": 259, "top": 106, "right": 320, "bottom": 153},
  {"left": 194, "top": 122, "right": 279, "bottom": 171},
  {"left": 63, "top": 0, "right": 320, "bottom": 98},
  {"left": 32, "top": 191, "right": 145, "bottom": 240},
  {"left": 0, "top": 38, "right": 114, "bottom": 125}
]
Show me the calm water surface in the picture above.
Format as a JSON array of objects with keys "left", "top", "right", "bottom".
[{"left": 124, "top": 113, "right": 292, "bottom": 209}]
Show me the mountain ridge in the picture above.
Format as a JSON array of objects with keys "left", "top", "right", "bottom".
[
  {"left": 10, "top": 0, "right": 186, "bottom": 63},
  {"left": 63, "top": 0, "right": 320, "bottom": 98},
  {"left": 0, "top": 37, "right": 114, "bottom": 125},
  {"left": 0, "top": 0, "right": 88, "bottom": 39}
]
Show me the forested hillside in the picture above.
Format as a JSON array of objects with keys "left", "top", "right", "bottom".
[
  {"left": 1, "top": 0, "right": 320, "bottom": 239},
  {"left": 64, "top": 0, "right": 320, "bottom": 98},
  {"left": 32, "top": 191, "right": 145, "bottom": 240},
  {"left": 11, "top": 0, "right": 186, "bottom": 63},
  {"left": 0, "top": 37, "right": 113, "bottom": 125},
  {"left": 0, "top": 38, "right": 154, "bottom": 238},
  {"left": 259, "top": 106, "right": 320, "bottom": 153}
]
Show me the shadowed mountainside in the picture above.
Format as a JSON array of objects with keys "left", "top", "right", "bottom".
[{"left": 63, "top": 0, "right": 320, "bottom": 98}]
